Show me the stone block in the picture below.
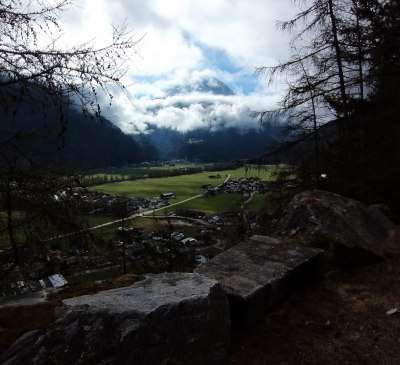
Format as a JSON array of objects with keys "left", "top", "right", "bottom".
[
  {"left": 1, "top": 273, "right": 230, "bottom": 365},
  {"left": 195, "top": 237, "right": 323, "bottom": 328}
]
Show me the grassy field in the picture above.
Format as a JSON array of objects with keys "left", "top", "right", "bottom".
[
  {"left": 90, "top": 164, "right": 275, "bottom": 181},
  {"left": 222, "top": 165, "right": 275, "bottom": 180},
  {"left": 91, "top": 166, "right": 273, "bottom": 198},
  {"left": 160, "top": 194, "right": 244, "bottom": 215},
  {"left": 90, "top": 166, "right": 274, "bottom": 216},
  {"left": 90, "top": 171, "right": 226, "bottom": 201},
  {"left": 0, "top": 167, "right": 274, "bottom": 248},
  {"left": 246, "top": 193, "right": 270, "bottom": 215}
]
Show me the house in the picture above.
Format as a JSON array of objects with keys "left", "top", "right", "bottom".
[
  {"left": 171, "top": 232, "right": 185, "bottom": 241},
  {"left": 181, "top": 237, "right": 199, "bottom": 246},
  {"left": 208, "top": 216, "right": 222, "bottom": 225},
  {"left": 38, "top": 273, "right": 68, "bottom": 289},
  {"left": 160, "top": 192, "right": 175, "bottom": 199}
]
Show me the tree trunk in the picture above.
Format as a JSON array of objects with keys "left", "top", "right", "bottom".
[
  {"left": 3, "top": 180, "right": 19, "bottom": 277},
  {"left": 328, "top": 0, "right": 348, "bottom": 119}
]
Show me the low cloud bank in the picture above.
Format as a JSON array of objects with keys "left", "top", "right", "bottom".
[{"left": 105, "top": 69, "right": 282, "bottom": 134}]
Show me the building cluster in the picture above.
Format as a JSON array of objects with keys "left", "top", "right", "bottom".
[
  {"left": 115, "top": 226, "right": 222, "bottom": 261},
  {"left": 205, "top": 177, "right": 267, "bottom": 196},
  {"left": 54, "top": 187, "right": 171, "bottom": 216},
  {"left": 219, "top": 177, "right": 267, "bottom": 194},
  {"left": 1, "top": 177, "right": 268, "bottom": 298}
]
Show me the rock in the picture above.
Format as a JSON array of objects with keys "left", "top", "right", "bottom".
[
  {"left": 249, "top": 235, "right": 281, "bottom": 245},
  {"left": 370, "top": 203, "right": 394, "bottom": 221},
  {"left": 195, "top": 237, "right": 323, "bottom": 328},
  {"left": 1, "top": 273, "right": 230, "bottom": 365},
  {"left": 276, "top": 190, "right": 395, "bottom": 262},
  {"left": 386, "top": 308, "right": 400, "bottom": 316}
]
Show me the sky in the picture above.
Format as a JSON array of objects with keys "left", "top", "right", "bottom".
[{"left": 60, "top": 0, "right": 300, "bottom": 134}]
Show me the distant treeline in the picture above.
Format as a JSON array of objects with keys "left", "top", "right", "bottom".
[{"left": 83, "top": 161, "right": 244, "bottom": 186}]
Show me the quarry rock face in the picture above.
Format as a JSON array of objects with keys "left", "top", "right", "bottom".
[
  {"left": 195, "top": 236, "right": 323, "bottom": 328},
  {"left": 276, "top": 190, "right": 396, "bottom": 261},
  {"left": 1, "top": 273, "right": 230, "bottom": 365}
]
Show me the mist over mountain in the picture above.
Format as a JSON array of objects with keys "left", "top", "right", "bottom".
[
  {"left": 131, "top": 76, "right": 281, "bottom": 162},
  {"left": 111, "top": 70, "right": 279, "bottom": 135}
]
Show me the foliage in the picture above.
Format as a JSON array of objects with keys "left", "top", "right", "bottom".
[
  {"left": 0, "top": 0, "right": 139, "bottom": 115},
  {"left": 257, "top": 0, "right": 400, "bottom": 216},
  {"left": 0, "top": 0, "right": 140, "bottom": 277}
]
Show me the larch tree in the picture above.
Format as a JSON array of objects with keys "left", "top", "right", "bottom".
[
  {"left": 256, "top": 0, "right": 400, "bottom": 214},
  {"left": 255, "top": 0, "right": 370, "bottom": 184}
]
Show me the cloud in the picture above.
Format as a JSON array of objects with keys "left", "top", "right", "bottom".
[
  {"left": 104, "top": 69, "right": 282, "bottom": 134},
  {"left": 61, "top": 0, "right": 297, "bottom": 77},
  {"left": 146, "top": 0, "right": 296, "bottom": 68},
  {"left": 58, "top": 1, "right": 299, "bottom": 132}
]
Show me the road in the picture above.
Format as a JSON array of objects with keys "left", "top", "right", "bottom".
[
  {"left": 48, "top": 174, "right": 231, "bottom": 241},
  {"left": 241, "top": 192, "right": 255, "bottom": 209}
]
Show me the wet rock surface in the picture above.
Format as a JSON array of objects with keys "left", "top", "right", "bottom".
[
  {"left": 276, "top": 190, "right": 395, "bottom": 262},
  {"left": 1, "top": 273, "right": 230, "bottom": 365},
  {"left": 195, "top": 237, "right": 323, "bottom": 328}
]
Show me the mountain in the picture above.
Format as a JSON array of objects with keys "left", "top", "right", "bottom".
[
  {"left": 0, "top": 105, "right": 150, "bottom": 169},
  {"left": 166, "top": 77, "right": 234, "bottom": 96},
  {"left": 133, "top": 76, "right": 281, "bottom": 162},
  {"left": 136, "top": 125, "right": 279, "bottom": 162}
]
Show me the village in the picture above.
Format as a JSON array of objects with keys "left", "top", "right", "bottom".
[{"left": 0, "top": 177, "right": 268, "bottom": 298}]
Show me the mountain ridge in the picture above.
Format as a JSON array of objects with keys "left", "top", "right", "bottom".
[
  {"left": 0, "top": 105, "right": 148, "bottom": 169},
  {"left": 166, "top": 76, "right": 234, "bottom": 96}
]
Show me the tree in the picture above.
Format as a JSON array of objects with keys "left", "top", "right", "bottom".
[
  {"left": 112, "top": 197, "right": 132, "bottom": 275},
  {"left": 0, "top": 0, "right": 139, "bottom": 115},
  {"left": 0, "top": 0, "right": 141, "bottom": 279},
  {"left": 256, "top": 0, "right": 400, "bottom": 215}
]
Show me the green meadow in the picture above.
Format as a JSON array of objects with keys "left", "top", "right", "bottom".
[
  {"left": 0, "top": 167, "right": 273, "bottom": 248},
  {"left": 91, "top": 166, "right": 273, "bottom": 198},
  {"left": 160, "top": 194, "right": 244, "bottom": 215},
  {"left": 90, "top": 171, "right": 226, "bottom": 201},
  {"left": 90, "top": 166, "right": 274, "bottom": 217},
  {"left": 221, "top": 165, "right": 275, "bottom": 180}
]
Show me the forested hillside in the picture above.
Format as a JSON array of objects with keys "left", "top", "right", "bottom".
[
  {"left": 0, "top": 105, "right": 149, "bottom": 168},
  {"left": 135, "top": 125, "right": 280, "bottom": 162}
]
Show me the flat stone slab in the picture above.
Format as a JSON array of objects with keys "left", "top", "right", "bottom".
[
  {"left": 1, "top": 273, "right": 230, "bottom": 365},
  {"left": 195, "top": 236, "right": 323, "bottom": 328}
]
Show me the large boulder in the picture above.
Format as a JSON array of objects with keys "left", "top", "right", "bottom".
[
  {"left": 1, "top": 273, "right": 230, "bottom": 365},
  {"left": 195, "top": 236, "right": 323, "bottom": 328},
  {"left": 276, "top": 190, "right": 396, "bottom": 262}
]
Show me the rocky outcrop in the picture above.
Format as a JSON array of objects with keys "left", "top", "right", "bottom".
[
  {"left": 1, "top": 273, "right": 230, "bottom": 365},
  {"left": 277, "top": 190, "right": 396, "bottom": 262},
  {"left": 195, "top": 236, "right": 323, "bottom": 328}
]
